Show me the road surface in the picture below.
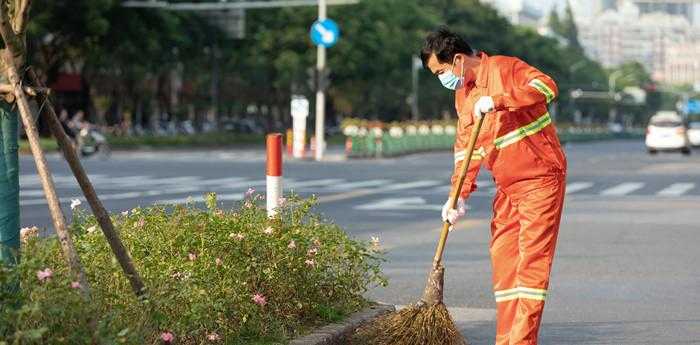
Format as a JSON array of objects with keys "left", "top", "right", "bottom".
[{"left": 18, "top": 140, "right": 700, "bottom": 344}]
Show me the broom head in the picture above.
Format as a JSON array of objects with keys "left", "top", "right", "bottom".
[{"left": 352, "top": 265, "right": 467, "bottom": 345}]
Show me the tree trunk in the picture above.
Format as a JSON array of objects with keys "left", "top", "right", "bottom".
[{"left": 0, "top": 101, "right": 19, "bottom": 268}]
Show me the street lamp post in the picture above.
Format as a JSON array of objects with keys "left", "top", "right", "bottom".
[
  {"left": 314, "top": 0, "right": 327, "bottom": 161},
  {"left": 608, "top": 71, "right": 635, "bottom": 123},
  {"left": 411, "top": 55, "right": 421, "bottom": 120}
]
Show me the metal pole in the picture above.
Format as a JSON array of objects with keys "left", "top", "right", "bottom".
[
  {"left": 411, "top": 55, "right": 420, "bottom": 120},
  {"left": 314, "top": 0, "right": 326, "bottom": 161}
]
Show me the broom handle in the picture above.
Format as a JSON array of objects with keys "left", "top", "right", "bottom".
[{"left": 432, "top": 114, "right": 486, "bottom": 267}]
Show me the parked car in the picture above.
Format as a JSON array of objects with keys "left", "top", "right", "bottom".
[
  {"left": 688, "top": 121, "right": 700, "bottom": 147},
  {"left": 645, "top": 111, "right": 691, "bottom": 155}
]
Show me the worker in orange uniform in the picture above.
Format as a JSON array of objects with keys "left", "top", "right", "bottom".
[{"left": 421, "top": 27, "right": 567, "bottom": 345}]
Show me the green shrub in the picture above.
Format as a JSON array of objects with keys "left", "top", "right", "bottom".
[{"left": 1, "top": 193, "right": 386, "bottom": 344}]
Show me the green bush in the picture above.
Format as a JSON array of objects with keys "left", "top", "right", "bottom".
[{"left": 0, "top": 193, "right": 385, "bottom": 344}]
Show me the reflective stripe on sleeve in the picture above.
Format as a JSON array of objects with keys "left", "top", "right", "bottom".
[{"left": 529, "top": 79, "right": 555, "bottom": 103}]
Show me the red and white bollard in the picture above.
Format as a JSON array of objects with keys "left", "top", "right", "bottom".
[{"left": 266, "top": 133, "right": 283, "bottom": 217}]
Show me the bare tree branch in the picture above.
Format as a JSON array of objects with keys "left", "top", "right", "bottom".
[
  {"left": 0, "top": 1, "right": 19, "bottom": 53},
  {"left": 13, "top": 0, "right": 31, "bottom": 34}
]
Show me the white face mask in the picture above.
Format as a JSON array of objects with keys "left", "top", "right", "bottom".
[
  {"left": 438, "top": 56, "right": 464, "bottom": 90},
  {"left": 439, "top": 71, "right": 461, "bottom": 90}
]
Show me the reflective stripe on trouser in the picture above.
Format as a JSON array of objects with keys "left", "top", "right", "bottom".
[
  {"left": 490, "top": 178, "right": 565, "bottom": 345},
  {"left": 494, "top": 113, "right": 551, "bottom": 150}
]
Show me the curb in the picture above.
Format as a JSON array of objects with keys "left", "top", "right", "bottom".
[{"left": 289, "top": 303, "right": 395, "bottom": 345}]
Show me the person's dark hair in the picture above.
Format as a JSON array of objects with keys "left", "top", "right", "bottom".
[{"left": 420, "top": 26, "right": 474, "bottom": 69}]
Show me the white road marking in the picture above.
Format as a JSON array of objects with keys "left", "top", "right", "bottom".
[
  {"left": 287, "top": 178, "right": 345, "bottom": 189},
  {"left": 327, "top": 179, "right": 391, "bottom": 191},
  {"left": 600, "top": 182, "right": 645, "bottom": 196},
  {"left": 20, "top": 190, "right": 48, "bottom": 197},
  {"left": 382, "top": 180, "right": 442, "bottom": 191},
  {"left": 20, "top": 186, "right": 202, "bottom": 206},
  {"left": 354, "top": 197, "right": 443, "bottom": 211},
  {"left": 566, "top": 182, "right": 594, "bottom": 194},
  {"left": 657, "top": 183, "right": 696, "bottom": 196}
]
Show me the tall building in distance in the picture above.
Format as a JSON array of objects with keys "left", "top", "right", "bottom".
[
  {"left": 628, "top": 0, "right": 695, "bottom": 24},
  {"left": 574, "top": 0, "right": 700, "bottom": 84},
  {"left": 480, "top": 0, "right": 543, "bottom": 28}
]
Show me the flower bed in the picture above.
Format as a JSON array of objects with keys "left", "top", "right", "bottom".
[{"left": 0, "top": 193, "right": 385, "bottom": 344}]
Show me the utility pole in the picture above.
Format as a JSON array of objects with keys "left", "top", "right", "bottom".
[{"left": 315, "top": 0, "right": 327, "bottom": 161}]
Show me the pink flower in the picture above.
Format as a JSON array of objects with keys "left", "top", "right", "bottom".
[
  {"left": 252, "top": 293, "right": 267, "bottom": 306},
  {"left": 305, "top": 259, "right": 316, "bottom": 267},
  {"left": 215, "top": 258, "right": 223, "bottom": 266},
  {"left": 188, "top": 253, "right": 197, "bottom": 261},
  {"left": 370, "top": 236, "right": 380, "bottom": 248},
  {"left": 207, "top": 332, "right": 221, "bottom": 341},
  {"left": 70, "top": 281, "right": 81, "bottom": 289},
  {"left": 160, "top": 331, "right": 174, "bottom": 343},
  {"left": 287, "top": 240, "right": 296, "bottom": 249},
  {"left": 307, "top": 248, "right": 318, "bottom": 256},
  {"left": 36, "top": 268, "right": 53, "bottom": 282},
  {"left": 263, "top": 226, "right": 274, "bottom": 235},
  {"left": 277, "top": 197, "right": 287, "bottom": 206},
  {"left": 245, "top": 187, "right": 255, "bottom": 197}
]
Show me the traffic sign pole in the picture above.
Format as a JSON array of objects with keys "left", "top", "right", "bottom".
[{"left": 315, "top": 0, "right": 327, "bottom": 161}]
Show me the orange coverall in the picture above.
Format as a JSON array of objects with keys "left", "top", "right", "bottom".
[{"left": 450, "top": 52, "right": 567, "bottom": 345}]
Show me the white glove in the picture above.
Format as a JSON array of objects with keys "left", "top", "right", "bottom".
[
  {"left": 473, "top": 96, "right": 495, "bottom": 118},
  {"left": 441, "top": 198, "right": 466, "bottom": 228}
]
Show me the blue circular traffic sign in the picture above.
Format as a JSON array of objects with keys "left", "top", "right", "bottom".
[{"left": 310, "top": 19, "right": 340, "bottom": 48}]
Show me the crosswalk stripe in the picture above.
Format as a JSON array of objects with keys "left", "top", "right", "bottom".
[
  {"left": 566, "top": 182, "right": 594, "bottom": 195},
  {"left": 600, "top": 182, "right": 645, "bottom": 196},
  {"left": 657, "top": 183, "right": 696, "bottom": 196},
  {"left": 381, "top": 180, "right": 442, "bottom": 191},
  {"left": 19, "top": 187, "right": 202, "bottom": 206},
  {"left": 287, "top": 179, "right": 345, "bottom": 188},
  {"left": 327, "top": 179, "right": 391, "bottom": 191}
]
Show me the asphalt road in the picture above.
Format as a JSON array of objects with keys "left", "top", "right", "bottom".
[{"left": 18, "top": 140, "right": 700, "bottom": 344}]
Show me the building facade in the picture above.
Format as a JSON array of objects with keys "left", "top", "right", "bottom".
[
  {"left": 576, "top": 1, "right": 699, "bottom": 84},
  {"left": 481, "top": 0, "right": 543, "bottom": 28}
]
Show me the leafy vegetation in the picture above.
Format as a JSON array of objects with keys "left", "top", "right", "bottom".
[{"left": 1, "top": 193, "right": 385, "bottom": 344}]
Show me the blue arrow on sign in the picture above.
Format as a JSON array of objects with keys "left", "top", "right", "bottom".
[
  {"left": 310, "top": 19, "right": 339, "bottom": 48},
  {"left": 686, "top": 99, "right": 700, "bottom": 114}
]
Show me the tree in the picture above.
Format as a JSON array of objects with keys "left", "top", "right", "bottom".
[
  {"left": 0, "top": 0, "right": 29, "bottom": 270},
  {"left": 548, "top": 5, "right": 562, "bottom": 37},
  {"left": 21, "top": 0, "right": 611, "bottom": 128},
  {"left": 562, "top": 1, "right": 582, "bottom": 51}
]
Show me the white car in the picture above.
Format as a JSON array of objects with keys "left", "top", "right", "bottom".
[
  {"left": 688, "top": 121, "right": 700, "bottom": 147},
  {"left": 645, "top": 112, "right": 691, "bottom": 155}
]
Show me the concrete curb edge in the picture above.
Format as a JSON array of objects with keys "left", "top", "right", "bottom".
[{"left": 289, "top": 303, "right": 395, "bottom": 345}]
